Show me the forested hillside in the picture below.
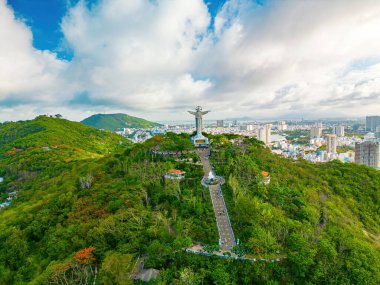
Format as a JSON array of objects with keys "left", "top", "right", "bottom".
[
  {"left": 0, "top": 120, "right": 216, "bottom": 284},
  {"left": 0, "top": 120, "right": 380, "bottom": 284},
  {"left": 81, "top": 113, "right": 162, "bottom": 131},
  {"left": 210, "top": 135, "right": 380, "bottom": 284},
  {"left": 0, "top": 115, "right": 128, "bottom": 156}
]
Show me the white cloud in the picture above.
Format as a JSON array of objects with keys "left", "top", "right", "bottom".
[
  {"left": 61, "top": 0, "right": 212, "bottom": 114},
  {"left": 1, "top": 0, "right": 380, "bottom": 121},
  {"left": 199, "top": 0, "right": 380, "bottom": 118},
  {"left": 0, "top": 0, "right": 69, "bottom": 114}
]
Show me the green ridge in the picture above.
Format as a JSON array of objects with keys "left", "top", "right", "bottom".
[
  {"left": 0, "top": 115, "right": 129, "bottom": 155},
  {"left": 81, "top": 113, "right": 162, "bottom": 131}
]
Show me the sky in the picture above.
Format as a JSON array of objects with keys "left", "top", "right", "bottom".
[{"left": 1, "top": 0, "right": 380, "bottom": 122}]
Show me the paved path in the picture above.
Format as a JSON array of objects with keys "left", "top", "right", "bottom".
[{"left": 196, "top": 148, "right": 236, "bottom": 251}]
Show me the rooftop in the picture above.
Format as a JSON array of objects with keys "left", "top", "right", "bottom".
[{"left": 168, "top": 169, "right": 185, "bottom": 175}]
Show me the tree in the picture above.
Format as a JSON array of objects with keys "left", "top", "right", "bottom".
[
  {"left": 100, "top": 252, "right": 133, "bottom": 285},
  {"left": 286, "top": 233, "right": 315, "bottom": 279},
  {"left": 211, "top": 264, "right": 231, "bottom": 285},
  {"left": 179, "top": 268, "right": 200, "bottom": 285},
  {"left": 49, "top": 247, "right": 98, "bottom": 285}
]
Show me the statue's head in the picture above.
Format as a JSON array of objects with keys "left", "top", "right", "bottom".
[{"left": 196, "top": 106, "right": 202, "bottom": 112}]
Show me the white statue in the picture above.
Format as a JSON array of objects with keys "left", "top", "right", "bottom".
[
  {"left": 208, "top": 171, "right": 215, "bottom": 180},
  {"left": 188, "top": 106, "right": 210, "bottom": 147}
]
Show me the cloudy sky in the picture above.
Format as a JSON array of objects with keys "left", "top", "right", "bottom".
[{"left": 1, "top": 0, "right": 380, "bottom": 122}]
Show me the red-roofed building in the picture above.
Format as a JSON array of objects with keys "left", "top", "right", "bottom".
[
  {"left": 261, "top": 171, "right": 270, "bottom": 185},
  {"left": 165, "top": 169, "right": 185, "bottom": 179}
]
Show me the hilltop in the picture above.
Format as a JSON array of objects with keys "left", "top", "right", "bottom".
[
  {"left": 0, "top": 125, "right": 380, "bottom": 284},
  {"left": 0, "top": 116, "right": 130, "bottom": 180},
  {"left": 81, "top": 113, "right": 162, "bottom": 131},
  {"left": 0, "top": 115, "right": 128, "bottom": 155}
]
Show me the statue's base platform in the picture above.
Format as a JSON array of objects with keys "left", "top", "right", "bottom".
[{"left": 192, "top": 134, "right": 209, "bottom": 148}]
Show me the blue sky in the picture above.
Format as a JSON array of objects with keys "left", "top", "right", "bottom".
[
  {"left": 1, "top": 0, "right": 380, "bottom": 122},
  {"left": 7, "top": 0, "right": 227, "bottom": 60}
]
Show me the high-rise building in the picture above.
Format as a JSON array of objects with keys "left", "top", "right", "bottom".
[
  {"left": 246, "top": 124, "right": 254, "bottom": 131},
  {"left": 376, "top": 126, "right": 380, "bottom": 139},
  {"left": 257, "top": 124, "right": 272, "bottom": 145},
  {"left": 265, "top": 124, "right": 272, "bottom": 145},
  {"left": 216, "top": 120, "right": 224, "bottom": 127},
  {"left": 257, "top": 128, "right": 266, "bottom": 144},
  {"left": 277, "top": 121, "right": 287, "bottom": 131},
  {"left": 355, "top": 141, "right": 380, "bottom": 168},
  {"left": 310, "top": 126, "right": 322, "bottom": 138},
  {"left": 240, "top": 124, "right": 254, "bottom": 131},
  {"left": 333, "top": 126, "right": 345, "bottom": 137},
  {"left": 366, "top": 116, "right": 380, "bottom": 132},
  {"left": 326, "top": 134, "right": 337, "bottom": 154}
]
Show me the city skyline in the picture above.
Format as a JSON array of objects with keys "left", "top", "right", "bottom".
[{"left": 1, "top": 0, "right": 380, "bottom": 122}]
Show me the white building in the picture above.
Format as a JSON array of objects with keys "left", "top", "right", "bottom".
[
  {"left": 265, "top": 124, "right": 272, "bottom": 145},
  {"left": 247, "top": 124, "right": 255, "bottom": 131},
  {"left": 216, "top": 120, "right": 224, "bottom": 127},
  {"left": 364, "top": 132, "right": 376, "bottom": 141},
  {"left": 277, "top": 121, "right": 287, "bottom": 131},
  {"left": 326, "top": 134, "right": 337, "bottom": 156},
  {"left": 258, "top": 127, "right": 266, "bottom": 143},
  {"left": 333, "top": 126, "right": 345, "bottom": 137},
  {"left": 310, "top": 126, "right": 323, "bottom": 138},
  {"left": 165, "top": 169, "right": 186, "bottom": 180},
  {"left": 257, "top": 124, "right": 272, "bottom": 146}
]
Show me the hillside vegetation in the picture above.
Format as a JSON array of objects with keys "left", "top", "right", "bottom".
[
  {"left": 81, "top": 113, "right": 162, "bottom": 130},
  {"left": 0, "top": 121, "right": 380, "bottom": 284},
  {"left": 0, "top": 116, "right": 128, "bottom": 156},
  {"left": 210, "top": 134, "right": 380, "bottom": 284}
]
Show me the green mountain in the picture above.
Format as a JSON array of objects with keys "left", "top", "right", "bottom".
[
  {"left": 0, "top": 115, "right": 130, "bottom": 184},
  {"left": 81, "top": 113, "right": 162, "bottom": 130},
  {"left": 0, "top": 115, "right": 129, "bottom": 155},
  {"left": 0, "top": 122, "right": 380, "bottom": 284}
]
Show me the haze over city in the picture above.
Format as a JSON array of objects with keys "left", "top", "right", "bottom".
[{"left": 1, "top": 0, "right": 380, "bottom": 122}]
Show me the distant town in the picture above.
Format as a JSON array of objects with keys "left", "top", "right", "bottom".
[{"left": 114, "top": 116, "right": 380, "bottom": 170}]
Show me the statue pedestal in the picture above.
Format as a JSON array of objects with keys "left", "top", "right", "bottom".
[{"left": 191, "top": 134, "right": 209, "bottom": 148}]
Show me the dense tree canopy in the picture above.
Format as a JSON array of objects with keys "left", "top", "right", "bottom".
[{"left": 0, "top": 119, "right": 379, "bottom": 284}]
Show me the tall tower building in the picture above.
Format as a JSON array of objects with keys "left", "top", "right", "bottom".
[
  {"left": 355, "top": 141, "right": 380, "bottom": 168},
  {"left": 326, "top": 134, "right": 337, "bottom": 154},
  {"left": 376, "top": 126, "right": 380, "bottom": 139},
  {"left": 366, "top": 116, "right": 380, "bottom": 132},
  {"left": 277, "top": 121, "right": 287, "bottom": 131},
  {"left": 257, "top": 128, "right": 266, "bottom": 144},
  {"left": 333, "top": 126, "right": 345, "bottom": 137},
  {"left": 257, "top": 124, "right": 272, "bottom": 146},
  {"left": 310, "top": 126, "right": 323, "bottom": 138},
  {"left": 265, "top": 124, "right": 272, "bottom": 145},
  {"left": 216, "top": 120, "right": 224, "bottom": 127}
]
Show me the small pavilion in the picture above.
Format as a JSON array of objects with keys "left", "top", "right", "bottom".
[
  {"left": 261, "top": 171, "right": 270, "bottom": 185},
  {"left": 165, "top": 169, "right": 186, "bottom": 180}
]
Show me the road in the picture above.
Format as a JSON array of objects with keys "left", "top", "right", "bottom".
[{"left": 196, "top": 148, "right": 236, "bottom": 251}]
